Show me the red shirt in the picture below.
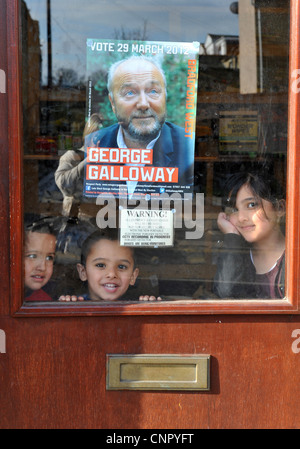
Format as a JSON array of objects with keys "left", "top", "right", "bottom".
[{"left": 25, "top": 289, "right": 53, "bottom": 301}]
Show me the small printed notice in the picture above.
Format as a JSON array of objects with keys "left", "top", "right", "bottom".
[
  {"left": 219, "top": 110, "right": 258, "bottom": 153},
  {"left": 120, "top": 209, "right": 174, "bottom": 247}
]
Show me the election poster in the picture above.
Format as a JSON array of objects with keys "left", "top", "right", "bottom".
[{"left": 84, "top": 39, "right": 199, "bottom": 199}]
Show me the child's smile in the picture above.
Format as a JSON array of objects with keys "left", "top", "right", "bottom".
[{"left": 77, "top": 239, "right": 139, "bottom": 301}]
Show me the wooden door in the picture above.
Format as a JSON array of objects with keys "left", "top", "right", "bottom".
[{"left": 1, "top": 0, "right": 300, "bottom": 430}]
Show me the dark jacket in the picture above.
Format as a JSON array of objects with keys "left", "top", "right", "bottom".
[{"left": 213, "top": 233, "right": 285, "bottom": 299}]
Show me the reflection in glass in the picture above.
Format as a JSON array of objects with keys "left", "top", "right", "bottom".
[{"left": 21, "top": 0, "right": 289, "bottom": 302}]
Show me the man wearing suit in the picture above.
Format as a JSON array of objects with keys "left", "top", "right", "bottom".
[{"left": 85, "top": 55, "right": 194, "bottom": 197}]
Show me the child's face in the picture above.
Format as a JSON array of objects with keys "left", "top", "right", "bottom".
[
  {"left": 77, "top": 239, "right": 139, "bottom": 301},
  {"left": 24, "top": 232, "right": 56, "bottom": 291},
  {"left": 228, "top": 184, "right": 284, "bottom": 244}
]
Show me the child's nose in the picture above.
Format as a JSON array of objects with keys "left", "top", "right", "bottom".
[
  {"left": 237, "top": 209, "right": 248, "bottom": 221},
  {"left": 36, "top": 257, "right": 46, "bottom": 270},
  {"left": 106, "top": 267, "right": 118, "bottom": 278}
]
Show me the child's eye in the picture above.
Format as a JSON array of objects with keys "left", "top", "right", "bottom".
[
  {"left": 46, "top": 255, "right": 54, "bottom": 261},
  {"left": 248, "top": 201, "right": 258, "bottom": 209},
  {"left": 95, "top": 263, "right": 105, "bottom": 268},
  {"left": 26, "top": 253, "right": 37, "bottom": 259},
  {"left": 118, "top": 264, "right": 128, "bottom": 270}
]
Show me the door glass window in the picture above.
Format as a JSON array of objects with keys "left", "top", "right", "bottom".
[{"left": 21, "top": 0, "right": 289, "bottom": 304}]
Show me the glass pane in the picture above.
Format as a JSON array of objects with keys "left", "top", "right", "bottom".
[{"left": 21, "top": 0, "right": 289, "bottom": 303}]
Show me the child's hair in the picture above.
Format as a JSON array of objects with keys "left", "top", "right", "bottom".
[
  {"left": 80, "top": 228, "right": 136, "bottom": 267},
  {"left": 222, "top": 171, "right": 285, "bottom": 213},
  {"left": 25, "top": 216, "right": 56, "bottom": 238}
]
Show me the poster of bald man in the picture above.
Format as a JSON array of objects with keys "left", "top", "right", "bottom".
[{"left": 84, "top": 39, "right": 199, "bottom": 199}]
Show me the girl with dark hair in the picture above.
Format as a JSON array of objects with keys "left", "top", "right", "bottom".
[{"left": 214, "top": 171, "right": 286, "bottom": 299}]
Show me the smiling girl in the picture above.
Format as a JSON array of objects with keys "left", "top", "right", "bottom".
[{"left": 214, "top": 171, "right": 286, "bottom": 299}]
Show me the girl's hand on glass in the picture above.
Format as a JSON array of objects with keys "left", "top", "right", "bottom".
[{"left": 217, "top": 212, "right": 240, "bottom": 235}]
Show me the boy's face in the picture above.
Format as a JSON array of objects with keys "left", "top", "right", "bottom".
[
  {"left": 24, "top": 232, "right": 56, "bottom": 291},
  {"left": 77, "top": 239, "right": 139, "bottom": 301}
]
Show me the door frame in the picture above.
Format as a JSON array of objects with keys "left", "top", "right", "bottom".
[{"left": 6, "top": 0, "right": 300, "bottom": 317}]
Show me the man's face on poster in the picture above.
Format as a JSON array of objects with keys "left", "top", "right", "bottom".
[{"left": 109, "top": 59, "right": 167, "bottom": 143}]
